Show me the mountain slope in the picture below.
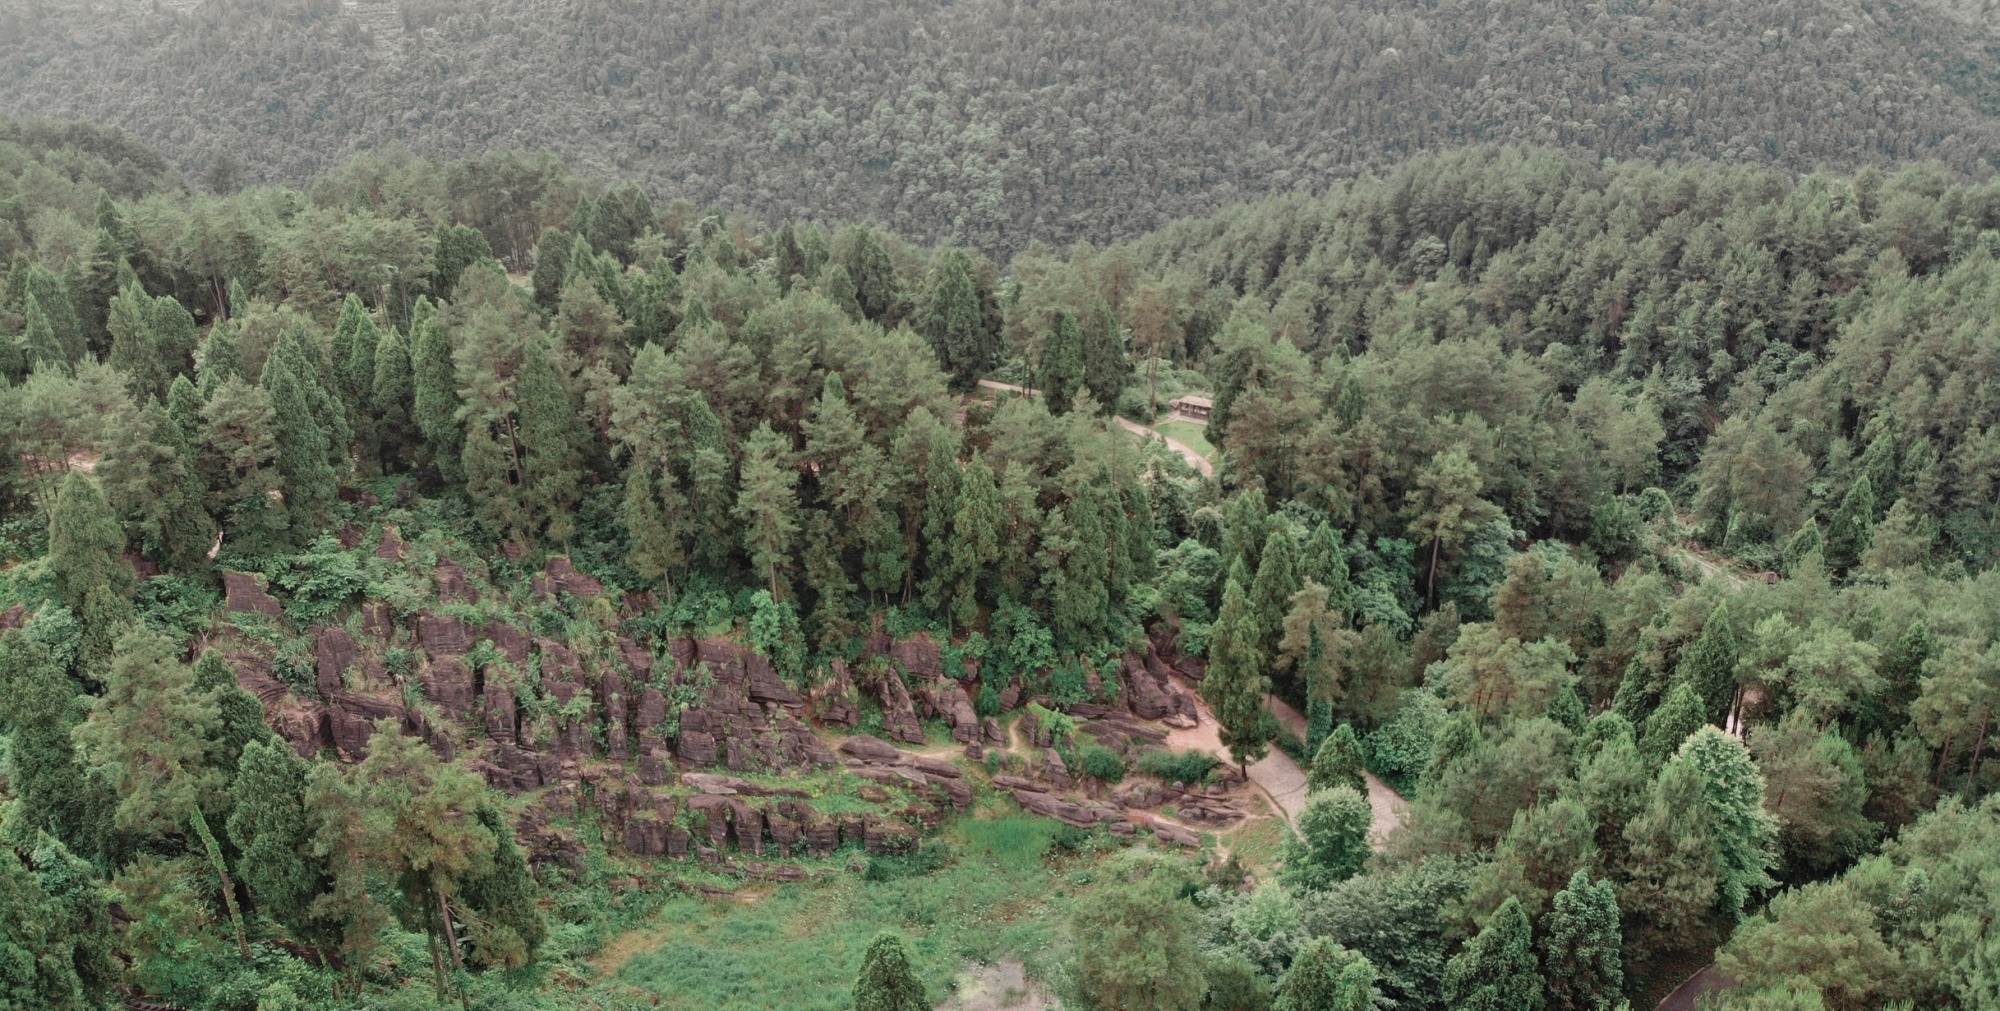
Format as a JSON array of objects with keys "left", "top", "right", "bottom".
[{"left": 2, "top": 0, "right": 1999, "bottom": 252}]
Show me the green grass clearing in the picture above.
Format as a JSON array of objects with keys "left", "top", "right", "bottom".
[
  {"left": 1151, "top": 418, "right": 1215, "bottom": 461},
  {"left": 601, "top": 817, "right": 1188, "bottom": 1011}
]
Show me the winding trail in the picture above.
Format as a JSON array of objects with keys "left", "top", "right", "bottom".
[
  {"left": 974, "top": 379, "right": 1214, "bottom": 477},
  {"left": 1262, "top": 695, "right": 1409, "bottom": 849},
  {"left": 1162, "top": 687, "right": 1408, "bottom": 849}
]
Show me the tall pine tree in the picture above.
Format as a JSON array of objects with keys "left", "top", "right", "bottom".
[
  {"left": 919, "top": 248, "right": 991, "bottom": 392},
  {"left": 735, "top": 422, "right": 800, "bottom": 600},
  {"left": 1538, "top": 871, "right": 1623, "bottom": 1011},
  {"left": 1206, "top": 577, "right": 1273, "bottom": 773},
  {"left": 1441, "top": 896, "right": 1543, "bottom": 1011}
]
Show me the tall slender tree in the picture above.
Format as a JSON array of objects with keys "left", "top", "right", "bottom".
[
  {"left": 1538, "top": 871, "right": 1623, "bottom": 1011},
  {"left": 920, "top": 248, "right": 992, "bottom": 391},
  {"left": 735, "top": 422, "right": 800, "bottom": 600},
  {"left": 1206, "top": 577, "right": 1273, "bottom": 773},
  {"left": 1441, "top": 896, "right": 1543, "bottom": 1011}
]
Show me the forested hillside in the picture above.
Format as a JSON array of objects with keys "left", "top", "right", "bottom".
[
  {"left": 4, "top": 0, "right": 2000, "bottom": 252},
  {"left": 2, "top": 119, "right": 1999, "bottom": 1011}
]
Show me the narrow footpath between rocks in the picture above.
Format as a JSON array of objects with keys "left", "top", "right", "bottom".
[
  {"left": 1263, "top": 695, "right": 1408, "bottom": 848},
  {"left": 1170, "top": 690, "right": 1408, "bottom": 849}
]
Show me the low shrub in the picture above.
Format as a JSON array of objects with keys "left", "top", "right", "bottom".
[{"left": 1136, "top": 748, "right": 1219, "bottom": 785}]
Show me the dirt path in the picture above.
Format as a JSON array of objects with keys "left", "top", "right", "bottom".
[
  {"left": 975, "top": 379, "right": 1214, "bottom": 477},
  {"left": 1164, "top": 689, "right": 1309, "bottom": 829},
  {"left": 1260, "top": 694, "right": 1407, "bottom": 849}
]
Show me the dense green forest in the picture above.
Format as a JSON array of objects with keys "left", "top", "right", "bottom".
[
  {"left": 2, "top": 116, "right": 2000, "bottom": 1011},
  {"left": 5, "top": 0, "right": 2000, "bottom": 252}
]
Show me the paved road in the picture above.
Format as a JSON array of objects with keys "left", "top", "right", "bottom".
[{"left": 974, "top": 379, "right": 1214, "bottom": 477}]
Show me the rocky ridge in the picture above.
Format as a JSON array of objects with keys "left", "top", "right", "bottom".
[{"left": 206, "top": 543, "right": 1237, "bottom": 878}]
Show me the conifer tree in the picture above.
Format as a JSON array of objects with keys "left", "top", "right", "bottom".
[
  {"left": 1223, "top": 487, "right": 1270, "bottom": 576},
  {"left": 735, "top": 422, "right": 800, "bottom": 600},
  {"left": 920, "top": 435, "right": 962, "bottom": 604},
  {"left": 228, "top": 738, "right": 339, "bottom": 959},
  {"left": 408, "top": 297, "right": 463, "bottom": 479},
  {"left": 1674, "top": 604, "right": 1739, "bottom": 722},
  {"left": 515, "top": 336, "right": 585, "bottom": 543},
  {"left": 1421, "top": 712, "right": 1481, "bottom": 793},
  {"left": 1782, "top": 519, "right": 1823, "bottom": 576},
  {"left": 1301, "top": 520, "right": 1352, "bottom": 613},
  {"left": 261, "top": 349, "right": 340, "bottom": 531},
  {"left": 107, "top": 282, "right": 163, "bottom": 399},
  {"left": 1040, "top": 308, "right": 1086, "bottom": 414},
  {"left": 1618, "top": 753, "right": 1723, "bottom": 949},
  {"left": 853, "top": 930, "right": 928, "bottom": 1011},
  {"left": 1299, "top": 621, "right": 1341, "bottom": 750},
  {"left": 0, "top": 832, "right": 115, "bottom": 1011},
  {"left": 371, "top": 322, "right": 414, "bottom": 469},
  {"left": 1250, "top": 522, "right": 1303, "bottom": 655},
  {"left": 844, "top": 227, "right": 903, "bottom": 325},
  {"left": 948, "top": 452, "right": 1002, "bottom": 626},
  {"left": 165, "top": 374, "right": 204, "bottom": 453},
  {"left": 48, "top": 471, "right": 132, "bottom": 617},
  {"left": 98, "top": 399, "right": 216, "bottom": 572},
  {"left": 1309, "top": 723, "right": 1368, "bottom": 794},
  {"left": 1121, "top": 482, "right": 1157, "bottom": 584},
  {"left": 1538, "top": 871, "right": 1623, "bottom": 1011},
  {"left": 683, "top": 396, "right": 737, "bottom": 572},
  {"left": 1206, "top": 577, "right": 1273, "bottom": 773},
  {"left": 1640, "top": 682, "right": 1708, "bottom": 768},
  {"left": 1823, "top": 474, "right": 1875, "bottom": 575},
  {"left": 457, "top": 805, "right": 547, "bottom": 969},
  {"left": 306, "top": 721, "right": 499, "bottom": 999},
  {"left": 198, "top": 320, "right": 243, "bottom": 394},
  {"left": 625, "top": 255, "right": 683, "bottom": 348},
  {"left": 23, "top": 263, "right": 83, "bottom": 363},
  {"left": 775, "top": 222, "right": 806, "bottom": 293},
  {"left": 147, "top": 294, "right": 199, "bottom": 385},
  {"left": 1282, "top": 785, "right": 1373, "bottom": 889},
  {"left": 433, "top": 223, "right": 495, "bottom": 302},
  {"left": 0, "top": 632, "right": 106, "bottom": 857},
  {"left": 1052, "top": 482, "right": 1113, "bottom": 649},
  {"left": 191, "top": 648, "right": 268, "bottom": 773},
  {"left": 822, "top": 262, "right": 864, "bottom": 322},
  {"left": 529, "top": 227, "right": 572, "bottom": 310},
  {"left": 920, "top": 248, "right": 990, "bottom": 391},
  {"left": 75, "top": 627, "right": 250, "bottom": 957},
  {"left": 1547, "top": 685, "right": 1587, "bottom": 733},
  {"left": 23, "top": 291, "right": 65, "bottom": 371},
  {"left": 1079, "top": 298, "right": 1130, "bottom": 413},
  {"left": 1441, "top": 896, "right": 1543, "bottom": 1011},
  {"left": 1404, "top": 446, "right": 1504, "bottom": 606},
  {"left": 331, "top": 293, "right": 381, "bottom": 418},
  {"left": 198, "top": 376, "right": 289, "bottom": 552},
  {"left": 622, "top": 465, "right": 684, "bottom": 594},
  {"left": 1676, "top": 726, "right": 1779, "bottom": 919},
  {"left": 1273, "top": 939, "right": 1375, "bottom": 1011}
]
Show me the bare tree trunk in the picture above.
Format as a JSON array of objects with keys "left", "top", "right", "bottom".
[
  {"left": 428, "top": 929, "right": 447, "bottom": 1001},
  {"left": 1969, "top": 718, "right": 1991, "bottom": 794},
  {"left": 189, "top": 808, "right": 251, "bottom": 960},
  {"left": 438, "top": 886, "right": 470, "bottom": 1010},
  {"left": 1427, "top": 538, "right": 1442, "bottom": 608}
]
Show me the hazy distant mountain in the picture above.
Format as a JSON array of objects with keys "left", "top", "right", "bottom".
[{"left": 3, "top": 0, "right": 1998, "bottom": 252}]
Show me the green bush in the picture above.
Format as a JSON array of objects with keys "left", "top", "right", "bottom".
[
  {"left": 863, "top": 841, "right": 951, "bottom": 881},
  {"left": 1077, "top": 745, "right": 1127, "bottom": 783},
  {"left": 1136, "top": 749, "right": 1220, "bottom": 785}
]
